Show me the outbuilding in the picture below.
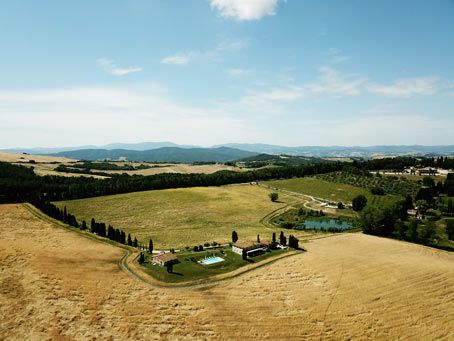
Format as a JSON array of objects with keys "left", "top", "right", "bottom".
[{"left": 152, "top": 252, "right": 178, "bottom": 267}]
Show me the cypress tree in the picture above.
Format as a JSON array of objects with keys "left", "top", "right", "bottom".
[
  {"left": 91, "top": 218, "right": 96, "bottom": 233},
  {"left": 138, "top": 252, "right": 145, "bottom": 264},
  {"left": 127, "top": 233, "right": 132, "bottom": 246},
  {"left": 279, "top": 231, "right": 285, "bottom": 245},
  {"left": 133, "top": 237, "right": 138, "bottom": 247},
  {"left": 149, "top": 239, "right": 153, "bottom": 254},
  {"left": 232, "top": 230, "right": 238, "bottom": 243}
]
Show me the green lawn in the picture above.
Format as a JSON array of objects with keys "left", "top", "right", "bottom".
[
  {"left": 265, "top": 177, "right": 401, "bottom": 207},
  {"left": 55, "top": 184, "right": 297, "bottom": 249},
  {"left": 141, "top": 247, "right": 288, "bottom": 283}
]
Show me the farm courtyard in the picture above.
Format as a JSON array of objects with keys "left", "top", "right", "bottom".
[{"left": 1, "top": 204, "right": 453, "bottom": 340}]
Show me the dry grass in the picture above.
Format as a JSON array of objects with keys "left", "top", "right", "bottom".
[
  {"left": 1, "top": 204, "right": 453, "bottom": 340},
  {"left": 0, "top": 151, "right": 75, "bottom": 163},
  {"left": 55, "top": 184, "right": 300, "bottom": 248},
  {"left": 102, "top": 163, "right": 244, "bottom": 176}
]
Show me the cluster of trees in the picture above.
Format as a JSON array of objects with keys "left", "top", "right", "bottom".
[
  {"left": 32, "top": 199, "right": 80, "bottom": 229},
  {"left": 55, "top": 162, "right": 154, "bottom": 175},
  {"left": 359, "top": 199, "right": 452, "bottom": 249},
  {"left": 30, "top": 197, "right": 141, "bottom": 249},
  {"left": 0, "top": 161, "right": 344, "bottom": 204},
  {"left": 353, "top": 156, "right": 454, "bottom": 171}
]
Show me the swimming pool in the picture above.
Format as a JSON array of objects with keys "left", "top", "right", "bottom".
[{"left": 199, "top": 256, "right": 225, "bottom": 265}]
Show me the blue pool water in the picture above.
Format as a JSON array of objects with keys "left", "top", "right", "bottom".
[
  {"left": 304, "top": 219, "right": 352, "bottom": 231},
  {"left": 199, "top": 256, "right": 225, "bottom": 265}
]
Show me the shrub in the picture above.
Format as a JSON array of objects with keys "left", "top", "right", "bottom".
[
  {"left": 269, "top": 192, "right": 279, "bottom": 202},
  {"left": 352, "top": 195, "right": 368, "bottom": 211}
]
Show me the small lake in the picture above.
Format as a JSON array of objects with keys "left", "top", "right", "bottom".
[{"left": 303, "top": 219, "right": 352, "bottom": 231}]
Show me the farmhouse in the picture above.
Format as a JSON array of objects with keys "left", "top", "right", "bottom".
[
  {"left": 152, "top": 252, "right": 178, "bottom": 267},
  {"left": 232, "top": 240, "right": 270, "bottom": 258}
]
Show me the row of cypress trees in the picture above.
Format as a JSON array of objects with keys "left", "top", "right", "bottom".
[{"left": 31, "top": 197, "right": 142, "bottom": 249}]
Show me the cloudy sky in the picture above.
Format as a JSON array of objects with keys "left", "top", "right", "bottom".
[{"left": 1, "top": 0, "right": 453, "bottom": 148}]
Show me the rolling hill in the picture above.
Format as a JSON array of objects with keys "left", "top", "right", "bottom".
[{"left": 51, "top": 146, "right": 257, "bottom": 163}]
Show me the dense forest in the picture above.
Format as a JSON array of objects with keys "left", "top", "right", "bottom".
[{"left": 0, "top": 161, "right": 342, "bottom": 203}]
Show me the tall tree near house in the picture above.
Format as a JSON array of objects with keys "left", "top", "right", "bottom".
[
  {"left": 148, "top": 239, "right": 153, "bottom": 254},
  {"left": 271, "top": 232, "right": 276, "bottom": 248},
  {"left": 232, "top": 230, "right": 238, "bottom": 243},
  {"left": 138, "top": 252, "right": 145, "bottom": 264},
  {"left": 279, "top": 231, "right": 286, "bottom": 246}
]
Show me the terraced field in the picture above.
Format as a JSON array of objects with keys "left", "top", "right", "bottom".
[{"left": 1, "top": 204, "right": 453, "bottom": 340}]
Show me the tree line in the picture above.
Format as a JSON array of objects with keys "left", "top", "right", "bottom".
[
  {"left": 0, "top": 161, "right": 343, "bottom": 203},
  {"left": 30, "top": 197, "right": 144, "bottom": 250}
]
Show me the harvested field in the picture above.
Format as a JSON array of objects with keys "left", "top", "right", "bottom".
[
  {"left": 0, "top": 151, "right": 75, "bottom": 163},
  {"left": 1, "top": 204, "right": 453, "bottom": 340},
  {"left": 101, "top": 163, "right": 243, "bottom": 176}
]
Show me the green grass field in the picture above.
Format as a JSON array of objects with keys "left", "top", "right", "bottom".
[
  {"left": 141, "top": 247, "right": 288, "bottom": 283},
  {"left": 55, "top": 184, "right": 298, "bottom": 249},
  {"left": 264, "top": 177, "right": 402, "bottom": 207}
]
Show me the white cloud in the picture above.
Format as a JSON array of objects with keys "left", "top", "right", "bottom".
[
  {"left": 241, "top": 66, "right": 364, "bottom": 107},
  {"left": 96, "top": 58, "right": 142, "bottom": 76},
  {"left": 161, "top": 39, "right": 247, "bottom": 66},
  {"left": 209, "top": 0, "right": 281, "bottom": 21},
  {"left": 160, "top": 53, "right": 193, "bottom": 66},
  {"left": 0, "top": 86, "right": 259, "bottom": 148},
  {"left": 327, "top": 48, "right": 351, "bottom": 64},
  {"left": 368, "top": 77, "right": 439, "bottom": 98}
]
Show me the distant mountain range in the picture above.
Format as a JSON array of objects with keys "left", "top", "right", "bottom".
[
  {"left": 2, "top": 142, "right": 453, "bottom": 161},
  {"left": 215, "top": 144, "right": 454, "bottom": 157},
  {"left": 50, "top": 147, "right": 256, "bottom": 163}
]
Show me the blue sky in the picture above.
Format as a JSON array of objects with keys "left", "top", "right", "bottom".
[{"left": 1, "top": 0, "right": 453, "bottom": 148}]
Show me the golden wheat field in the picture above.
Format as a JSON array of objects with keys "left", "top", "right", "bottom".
[
  {"left": 1, "top": 204, "right": 453, "bottom": 340},
  {"left": 0, "top": 152, "right": 75, "bottom": 163}
]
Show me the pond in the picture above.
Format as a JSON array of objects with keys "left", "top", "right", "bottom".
[{"left": 303, "top": 219, "right": 352, "bottom": 231}]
